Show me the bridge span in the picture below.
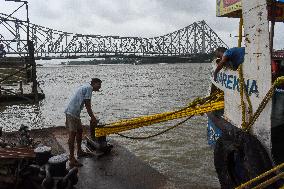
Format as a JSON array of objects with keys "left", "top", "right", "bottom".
[{"left": 0, "top": 11, "right": 227, "bottom": 60}]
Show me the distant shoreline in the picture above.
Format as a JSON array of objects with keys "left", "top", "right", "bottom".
[{"left": 64, "top": 59, "right": 212, "bottom": 66}]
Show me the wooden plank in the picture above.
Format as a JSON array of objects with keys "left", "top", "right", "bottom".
[{"left": 0, "top": 148, "right": 35, "bottom": 159}]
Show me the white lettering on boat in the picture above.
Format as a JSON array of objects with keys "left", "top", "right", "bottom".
[{"left": 215, "top": 71, "right": 259, "bottom": 96}]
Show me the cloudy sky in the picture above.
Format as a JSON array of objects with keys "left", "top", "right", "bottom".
[{"left": 1, "top": 0, "right": 283, "bottom": 49}]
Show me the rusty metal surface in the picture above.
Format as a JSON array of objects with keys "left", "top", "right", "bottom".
[{"left": 0, "top": 147, "right": 35, "bottom": 159}]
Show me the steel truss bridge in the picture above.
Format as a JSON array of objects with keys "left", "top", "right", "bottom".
[{"left": 0, "top": 12, "right": 228, "bottom": 59}]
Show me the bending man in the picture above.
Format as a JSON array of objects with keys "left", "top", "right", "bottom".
[
  {"left": 64, "top": 78, "right": 102, "bottom": 167},
  {"left": 213, "top": 47, "right": 245, "bottom": 81}
]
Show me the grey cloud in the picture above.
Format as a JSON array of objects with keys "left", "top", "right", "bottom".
[
  {"left": 32, "top": 1, "right": 63, "bottom": 20},
  {"left": 4, "top": 0, "right": 283, "bottom": 49},
  {"left": 158, "top": 0, "right": 212, "bottom": 15},
  {"left": 81, "top": 0, "right": 160, "bottom": 23}
]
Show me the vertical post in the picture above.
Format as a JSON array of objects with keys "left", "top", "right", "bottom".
[
  {"left": 28, "top": 40, "right": 38, "bottom": 101},
  {"left": 25, "top": 2, "right": 29, "bottom": 42},
  {"left": 25, "top": 1, "right": 38, "bottom": 102},
  {"left": 19, "top": 80, "right": 23, "bottom": 94},
  {"left": 270, "top": 0, "right": 276, "bottom": 54},
  {"left": 201, "top": 21, "right": 206, "bottom": 53},
  {"left": 238, "top": 17, "right": 243, "bottom": 47},
  {"left": 15, "top": 22, "right": 21, "bottom": 52}
]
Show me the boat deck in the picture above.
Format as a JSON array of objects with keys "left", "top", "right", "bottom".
[
  {"left": 2, "top": 126, "right": 222, "bottom": 189},
  {"left": 74, "top": 142, "right": 176, "bottom": 189},
  {"left": 4, "top": 127, "right": 177, "bottom": 189},
  {"left": 52, "top": 127, "right": 177, "bottom": 189}
]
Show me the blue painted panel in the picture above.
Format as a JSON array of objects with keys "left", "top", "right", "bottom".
[{"left": 207, "top": 117, "right": 222, "bottom": 147}]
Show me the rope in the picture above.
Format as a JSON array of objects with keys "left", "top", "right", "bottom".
[
  {"left": 117, "top": 116, "right": 193, "bottom": 139},
  {"left": 238, "top": 64, "right": 253, "bottom": 130},
  {"left": 235, "top": 162, "right": 284, "bottom": 189},
  {"left": 112, "top": 96, "right": 219, "bottom": 130},
  {"left": 244, "top": 76, "right": 284, "bottom": 132},
  {"left": 224, "top": 68, "right": 284, "bottom": 189},
  {"left": 237, "top": 65, "right": 284, "bottom": 132},
  {"left": 95, "top": 92, "right": 224, "bottom": 137},
  {"left": 238, "top": 65, "right": 247, "bottom": 129},
  {"left": 252, "top": 172, "right": 284, "bottom": 189}
]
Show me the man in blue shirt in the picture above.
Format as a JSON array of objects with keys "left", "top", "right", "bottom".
[
  {"left": 213, "top": 47, "right": 245, "bottom": 81},
  {"left": 65, "top": 78, "right": 102, "bottom": 167}
]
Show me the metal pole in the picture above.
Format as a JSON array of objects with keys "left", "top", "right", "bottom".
[
  {"left": 25, "top": 2, "right": 29, "bottom": 42},
  {"left": 28, "top": 40, "right": 38, "bottom": 101},
  {"left": 238, "top": 17, "right": 243, "bottom": 47},
  {"left": 19, "top": 80, "right": 23, "bottom": 94}
]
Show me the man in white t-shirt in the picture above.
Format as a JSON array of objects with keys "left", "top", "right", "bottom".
[{"left": 64, "top": 78, "right": 102, "bottom": 167}]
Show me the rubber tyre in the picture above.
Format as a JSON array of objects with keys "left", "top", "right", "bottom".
[{"left": 214, "top": 131, "right": 273, "bottom": 189}]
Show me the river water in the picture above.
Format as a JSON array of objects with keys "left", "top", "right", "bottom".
[{"left": 0, "top": 62, "right": 220, "bottom": 188}]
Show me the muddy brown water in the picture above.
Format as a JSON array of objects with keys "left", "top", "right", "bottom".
[{"left": 0, "top": 62, "right": 220, "bottom": 188}]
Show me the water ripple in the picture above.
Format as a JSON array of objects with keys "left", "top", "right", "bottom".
[{"left": 0, "top": 63, "right": 219, "bottom": 188}]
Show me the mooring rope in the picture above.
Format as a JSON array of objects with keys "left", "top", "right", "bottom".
[
  {"left": 116, "top": 116, "right": 193, "bottom": 139},
  {"left": 95, "top": 92, "right": 224, "bottom": 137}
]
